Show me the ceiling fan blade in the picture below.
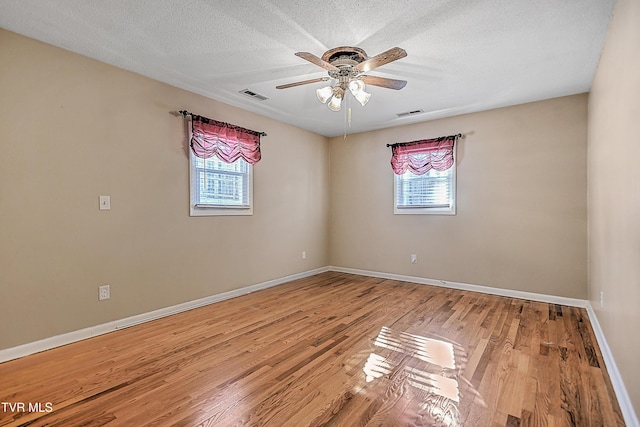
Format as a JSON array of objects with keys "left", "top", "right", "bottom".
[
  {"left": 295, "top": 52, "right": 339, "bottom": 71},
  {"left": 356, "top": 47, "right": 407, "bottom": 72},
  {"left": 276, "top": 77, "right": 330, "bottom": 89},
  {"left": 361, "top": 75, "right": 407, "bottom": 90}
]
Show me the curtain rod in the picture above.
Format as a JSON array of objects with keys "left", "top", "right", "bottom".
[
  {"left": 178, "top": 110, "right": 267, "bottom": 137},
  {"left": 386, "top": 133, "right": 461, "bottom": 148}
]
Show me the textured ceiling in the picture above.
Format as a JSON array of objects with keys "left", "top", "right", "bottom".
[{"left": 0, "top": 0, "right": 615, "bottom": 137}]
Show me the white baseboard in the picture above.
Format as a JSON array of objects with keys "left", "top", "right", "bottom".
[
  {"left": 329, "top": 266, "right": 589, "bottom": 307},
  {"left": 585, "top": 304, "right": 639, "bottom": 427},
  {"left": 0, "top": 267, "right": 329, "bottom": 364},
  {"left": 329, "top": 265, "right": 638, "bottom": 426}
]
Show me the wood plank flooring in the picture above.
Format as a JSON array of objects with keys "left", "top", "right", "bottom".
[{"left": 0, "top": 272, "right": 625, "bottom": 426}]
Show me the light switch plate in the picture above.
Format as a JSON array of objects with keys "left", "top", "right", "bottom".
[{"left": 99, "top": 195, "right": 111, "bottom": 210}]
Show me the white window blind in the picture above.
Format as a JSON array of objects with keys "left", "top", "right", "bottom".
[
  {"left": 396, "top": 167, "right": 454, "bottom": 207},
  {"left": 190, "top": 153, "right": 253, "bottom": 216},
  {"left": 394, "top": 161, "right": 456, "bottom": 215}
]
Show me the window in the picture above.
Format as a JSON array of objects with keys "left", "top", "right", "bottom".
[
  {"left": 394, "top": 163, "right": 456, "bottom": 214},
  {"left": 185, "top": 113, "right": 262, "bottom": 216},
  {"left": 390, "top": 134, "right": 457, "bottom": 215},
  {"left": 190, "top": 153, "right": 252, "bottom": 216}
]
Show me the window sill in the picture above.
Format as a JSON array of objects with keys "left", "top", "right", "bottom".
[
  {"left": 394, "top": 206, "right": 456, "bottom": 215},
  {"left": 190, "top": 206, "right": 253, "bottom": 216}
]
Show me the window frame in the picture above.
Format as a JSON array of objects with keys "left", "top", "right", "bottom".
[
  {"left": 393, "top": 146, "right": 456, "bottom": 216},
  {"left": 189, "top": 150, "right": 254, "bottom": 217}
]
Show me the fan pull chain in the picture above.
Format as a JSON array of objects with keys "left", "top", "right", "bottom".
[{"left": 344, "top": 97, "right": 352, "bottom": 139}]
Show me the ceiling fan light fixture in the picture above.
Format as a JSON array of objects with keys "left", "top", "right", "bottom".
[
  {"left": 327, "top": 97, "right": 342, "bottom": 111},
  {"left": 327, "top": 88, "right": 344, "bottom": 111},
  {"left": 354, "top": 90, "right": 371, "bottom": 107},
  {"left": 348, "top": 79, "right": 371, "bottom": 107},
  {"left": 316, "top": 85, "right": 333, "bottom": 103},
  {"left": 348, "top": 79, "right": 364, "bottom": 93}
]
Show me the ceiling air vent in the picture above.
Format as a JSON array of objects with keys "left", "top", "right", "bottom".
[
  {"left": 239, "top": 89, "right": 268, "bottom": 101},
  {"left": 396, "top": 109, "right": 424, "bottom": 118}
]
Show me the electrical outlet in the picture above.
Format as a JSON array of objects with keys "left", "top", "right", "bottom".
[
  {"left": 302, "top": 251, "right": 306, "bottom": 260},
  {"left": 99, "top": 285, "right": 110, "bottom": 301},
  {"left": 411, "top": 254, "right": 417, "bottom": 264}
]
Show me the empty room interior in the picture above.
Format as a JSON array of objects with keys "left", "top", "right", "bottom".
[{"left": 0, "top": 1, "right": 638, "bottom": 426}]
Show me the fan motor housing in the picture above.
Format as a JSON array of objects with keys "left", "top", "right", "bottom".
[{"left": 322, "top": 46, "right": 368, "bottom": 66}]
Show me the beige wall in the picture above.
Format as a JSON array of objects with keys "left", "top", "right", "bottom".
[
  {"left": 588, "top": 0, "right": 640, "bottom": 416},
  {"left": 330, "top": 95, "right": 588, "bottom": 298},
  {"left": 0, "top": 30, "right": 330, "bottom": 349}
]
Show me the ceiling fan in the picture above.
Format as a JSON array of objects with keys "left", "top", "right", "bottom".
[{"left": 276, "top": 46, "right": 407, "bottom": 111}]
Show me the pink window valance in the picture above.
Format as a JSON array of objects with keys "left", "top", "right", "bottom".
[
  {"left": 390, "top": 135, "right": 457, "bottom": 175},
  {"left": 190, "top": 115, "right": 262, "bottom": 164}
]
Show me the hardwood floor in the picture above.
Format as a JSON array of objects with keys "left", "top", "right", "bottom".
[{"left": 0, "top": 272, "right": 624, "bottom": 426}]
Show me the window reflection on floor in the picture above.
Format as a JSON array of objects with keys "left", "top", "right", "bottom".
[
  {"left": 374, "top": 326, "right": 457, "bottom": 370},
  {"left": 361, "top": 326, "right": 463, "bottom": 426}
]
